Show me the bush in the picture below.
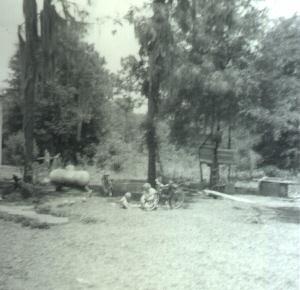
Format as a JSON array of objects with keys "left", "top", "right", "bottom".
[
  {"left": 82, "top": 143, "right": 97, "bottom": 161},
  {"left": 110, "top": 157, "right": 124, "bottom": 172},
  {"left": 236, "top": 149, "right": 261, "bottom": 173},
  {"left": 3, "top": 131, "right": 38, "bottom": 166},
  {"left": 261, "top": 165, "right": 290, "bottom": 178},
  {"left": 95, "top": 133, "right": 132, "bottom": 171}
]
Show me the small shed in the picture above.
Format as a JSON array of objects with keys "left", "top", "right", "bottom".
[{"left": 259, "top": 178, "right": 300, "bottom": 198}]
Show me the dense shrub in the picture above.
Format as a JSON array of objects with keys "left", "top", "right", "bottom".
[
  {"left": 110, "top": 157, "right": 124, "bottom": 172},
  {"left": 261, "top": 165, "right": 290, "bottom": 178},
  {"left": 95, "top": 133, "right": 133, "bottom": 170},
  {"left": 3, "top": 131, "right": 38, "bottom": 166}
]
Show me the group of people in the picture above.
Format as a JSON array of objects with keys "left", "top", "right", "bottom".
[
  {"left": 120, "top": 177, "right": 171, "bottom": 211},
  {"left": 120, "top": 183, "right": 157, "bottom": 210},
  {"left": 39, "top": 149, "right": 170, "bottom": 210}
]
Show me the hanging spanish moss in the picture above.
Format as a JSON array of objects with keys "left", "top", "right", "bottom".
[{"left": 40, "top": 0, "right": 67, "bottom": 81}]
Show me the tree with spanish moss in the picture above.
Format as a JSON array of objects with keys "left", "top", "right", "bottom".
[
  {"left": 6, "top": 0, "right": 111, "bottom": 170},
  {"left": 22, "top": 0, "right": 39, "bottom": 182},
  {"left": 127, "top": 0, "right": 174, "bottom": 186}
]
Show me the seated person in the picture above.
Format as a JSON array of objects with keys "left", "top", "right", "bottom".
[
  {"left": 120, "top": 192, "right": 132, "bottom": 209},
  {"left": 140, "top": 183, "right": 158, "bottom": 210},
  {"left": 155, "top": 176, "right": 169, "bottom": 192}
]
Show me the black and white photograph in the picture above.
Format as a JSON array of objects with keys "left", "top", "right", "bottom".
[{"left": 0, "top": 0, "right": 299, "bottom": 289}]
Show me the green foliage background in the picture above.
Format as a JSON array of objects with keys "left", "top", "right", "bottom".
[{"left": 1, "top": 0, "right": 299, "bottom": 181}]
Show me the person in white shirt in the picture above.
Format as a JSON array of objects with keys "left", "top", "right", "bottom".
[{"left": 140, "top": 183, "right": 158, "bottom": 211}]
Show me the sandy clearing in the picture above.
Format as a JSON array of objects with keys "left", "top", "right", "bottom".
[{"left": 0, "top": 195, "right": 299, "bottom": 290}]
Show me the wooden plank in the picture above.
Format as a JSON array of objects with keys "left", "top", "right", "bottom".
[
  {"left": 203, "top": 189, "right": 300, "bottom": 209},
  {"left": 204, "top": 190, "right": 257, "bottom": 204}
]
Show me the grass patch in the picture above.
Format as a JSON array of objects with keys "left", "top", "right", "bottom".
[
  {"left": 0, "top": 211, "right": 50, "bottom": 229},
  {"left": 79, "top": 216, "right": 98, "bottom": 224}
]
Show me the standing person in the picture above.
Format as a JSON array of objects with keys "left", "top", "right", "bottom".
[
  {"left": 38, "top": 150, "right": 62, "bottom": 170},
  {"left": 102, "top": 173, "right": 113, "bottom": 196},
  {"left": 140, "top": 183, "right": 158, "bottom": 211},
  {"left": 44, "top": 149, "right": 51, "bottom": 169}
]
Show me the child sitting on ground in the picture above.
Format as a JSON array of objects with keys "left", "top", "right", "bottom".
[{"left": 120, "top": 192, "right": 132, "bottom": 209}]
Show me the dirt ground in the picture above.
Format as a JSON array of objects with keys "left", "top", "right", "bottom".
[{"left": 0, "top": 193, "right": 299, "bottom": 290}]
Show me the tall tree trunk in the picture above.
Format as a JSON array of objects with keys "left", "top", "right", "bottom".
[
  {"left": 0, "top": 99, "right": 2, "bottom": 165},
  {"left": 76, "top": 117, "right": 83, "bottom": 142},
  {"left": 227, "top": 121, "right": 232, "bottom": 181},
  {"left": 192, "top": 0, "right": 204, "bottom": 184},
  {"left": 23, "top": 0, "right": 38, "bottom": 183},
  {"left": 209, "top": 99, "right": 221, "bottom": 188},
  {"left": 191, "top": 0, "right": 197, "bottom": 48},
  {"left": 210, "top": 126, "right": 221, "bottom": 188},
  {"left": 146, "top": 82, "right": 158, "bottom": 187},
  {"left": 41, "top": 0, "right": 55, "bottom": 80},
  {"left": 146, "top": 0, "right": 167, "bottom": 187},
  {"left": 156, "top": 139, "right": 165, "bottom": 178},
  {"left": 124, "top": 111, "right": 130, "bottom": 143},
  {"left": 199, "top": 159, "right": 203, "bottom": 182}
]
